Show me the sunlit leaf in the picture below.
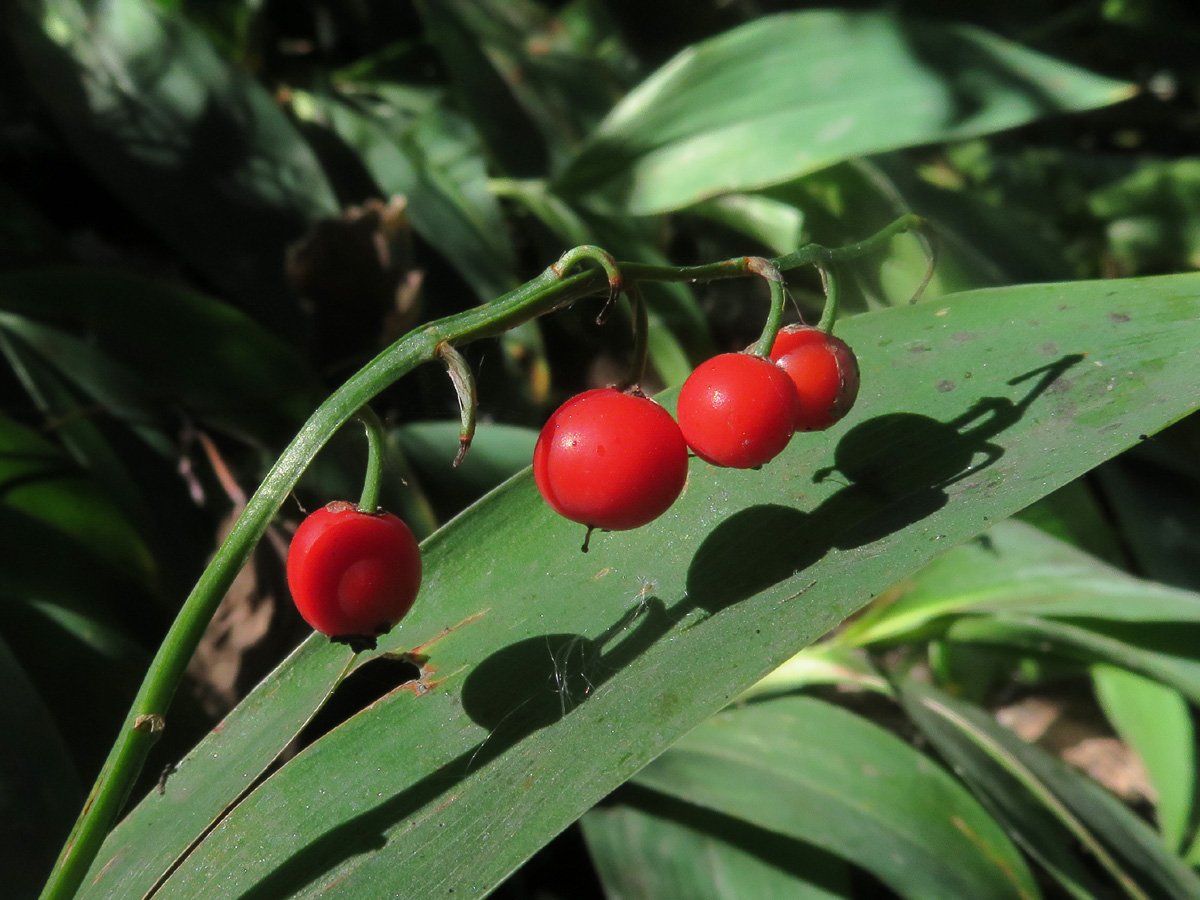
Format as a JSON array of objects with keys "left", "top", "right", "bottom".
[
  {"left": 556, "top": 10, "right": 1134, "bottom": 214},
  {"left": 1092, "top": 664, "right": 1194, "bottom": 852}
]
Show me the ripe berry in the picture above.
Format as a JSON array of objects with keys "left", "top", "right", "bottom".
[
  {"left": 534, "top": 388, "right": 688, "bottom": 532},
  {"left": 677, "top": 352, "right": 800, "bottom": 468},
  {"left": 770, "top": 326, "right": 861, "bottom": 431},
  {"left": 287, "top": 501, "right": 422, "bottom": 648}
]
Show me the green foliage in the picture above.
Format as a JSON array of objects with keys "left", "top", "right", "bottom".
[{"left": 4, "top": 0, "right": 1200, "bottom": 896}]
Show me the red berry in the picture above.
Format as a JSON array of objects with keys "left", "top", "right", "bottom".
[
  {"left": 534, "top": 388, "right": 688, "bottom": 531},
  {"left": 677, "top": 353, "right": 800, "bottom": 468},
  {"left": 287, "top": 501, "right": 422, "bottom": 643},
  {"left": 770, "top": 326, "right": 860, "bottom": 431}
]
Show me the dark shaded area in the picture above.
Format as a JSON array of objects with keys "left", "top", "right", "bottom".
[{"left": 294, "top": 653, "right": 423, "bottom": 750}]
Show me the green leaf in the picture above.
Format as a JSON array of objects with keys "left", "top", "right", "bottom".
[
  {"left": 949, "top": 614, "right": 1200, "bottom": 708},
  {"left": 9, "top": 0, "right": 338, "bottom": 332},
  {"left": 555, "top": 10, "right": 1135, "bottom": 214},
  {"left": 97, "top": 272, "right": 1200, "bottom": 896},
  {"left": 900, "top": 679, "right": 1200, "bottom": 900},
  {"left": 582, "top": 787, "right": 852, "bottom": 900},
  {"left": 1092, "top": 664, "right": 1194, "bottom": 852},
  {"left": 840, "top": 519, "right": 1200, "bottom": 648},
  {"left": 629, "top": 696, "right": 1038, "bottom": 899}
]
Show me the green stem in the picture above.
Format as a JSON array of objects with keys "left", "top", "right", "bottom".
[
  {"left": 356, "top": 407, "right": 386, "bottom": 513},
  {"left": 747, "top": 258, "right": 787, "bottom": 357},
  {"left": 41, "top": 214, "right": 926, "bottom": 900},
  {"left": 815, "top": 259, "right": 841, "bottom": 334}
]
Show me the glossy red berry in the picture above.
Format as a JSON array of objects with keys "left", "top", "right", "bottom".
[
  {"left": 676, "top": 352, "right": 800, "bottom": 468},
  {"left": 770, "top": 326, "right": 861, "bottom": 431},
  {"left": 287, "top": 501, "right": 422, "bottom": 645},
  {"left": 534, "top": 388, "right": 688, "bottom": 531}
]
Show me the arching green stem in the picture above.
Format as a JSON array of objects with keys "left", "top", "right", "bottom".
[
  {"left": 42, "top": 214, "right": 929, "bottom": 900},
  {"left": 815, "top": 257, "right": 841, "bottom": 334},
  {"left": 551, "top": 244, "right": 622, "bottom": 324},
  {"left": 355, "top": 407, "right": 387, "bottom": 513}
]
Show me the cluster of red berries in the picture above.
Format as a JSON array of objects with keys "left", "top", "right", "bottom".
[
  {"left": 533, "top": 325, "right": 859, "bottom": 537},
  {"left": 284, "top": 325, "right": 857, "bottom": 642}
]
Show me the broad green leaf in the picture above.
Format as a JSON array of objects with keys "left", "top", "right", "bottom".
[
  {"left": 293, "top": 88, "right": 519, "bottom": 302},
  {"left": 0, "top": 268, "right": 322, "bottom": 445},
  {"left": 1092, "top": 664, "right": 1194, "bottom": 852},
  {"left": 901, "top": 679, "right": 1200, "bottom": 900},
  {"left": 582, "top": 785, "right": 852, "bottom": 900},
  {"left": 629, "top": 696, "right": 1038, "bottom": 899},
  {"left": 555, "top": 10, "right": 1134, "bottom": 214},
  {"left": 840, "top": 518, "right": 1200, "bottom": 648},
  {"left": 9, "top": 0, "right": 338, "bottom": 332},
  {"left": 0, "top": 633, "right": 81, "bottom": 900},
  {"left": 98, "top": 272, "right": 1200, "bottom": 896}
]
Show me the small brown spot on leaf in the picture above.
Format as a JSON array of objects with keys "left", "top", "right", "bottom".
[
  {"left": 937, "top": 380, "right": 955, "bottom": 393},
  {"left": 1040, "top": 342, "right": 1059, "bottom": 356},
  {"left": 1109, "top": 311, "right": 1131, "bottom": 323}
]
